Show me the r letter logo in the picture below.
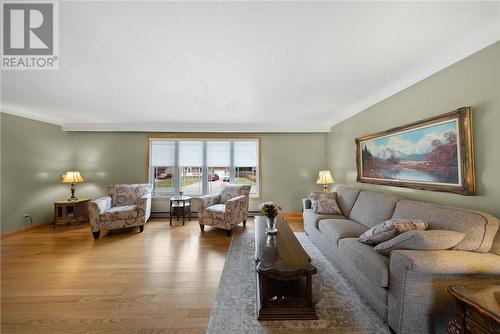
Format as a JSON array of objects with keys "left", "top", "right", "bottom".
[{"left": 1, "top": 1, "right": 59, "bottom": 70}]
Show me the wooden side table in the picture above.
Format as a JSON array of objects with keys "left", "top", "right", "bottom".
[
  {"left": 448, "top": 285, "right": 500, "bottom": 334},
  {"left": 53, "top": 198, "right": 90, "bottom": 227},
  {"left": 169, "top": 196, "right": 192, "bottom": 226}
]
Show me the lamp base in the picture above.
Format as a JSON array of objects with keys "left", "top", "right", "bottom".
[
  {"left": 68, "top": 183, "right": 78, "bottom": 201},
  {"left": 322, "top": 184, "right": 329, "bottom": 192}
]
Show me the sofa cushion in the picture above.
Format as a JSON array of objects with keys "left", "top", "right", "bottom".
[
  {"left": 319, "top": 219, "right": 368, "bottom": 245},
  {"left": 338, "top": 238, "right": 390, "bottom": 287},
  {"left": 303, "top": 209, "right": 346, "bottom": 229},
  {"left": 336, "top": 186, "right": 361, "bottom": 216},
  {"left": 358, "top": 219, "right": 428, "bottom": 245},
  {"left": 392, "top": 200, "right": 499, "bottom": 253},
  {"left": 374, "top": 230, "right": 465, "bottom": 256},
  {"left": 308, "top": 192, "right": 342, "bottom": 214},
  {"left": 100, "top": 205, "right": 138, "bottom": 222},
  {"left": 349, "top": 190, "right": 399, "bottom": 228},
  {"left": 491, "top": 231, "right": 500, "bottom": 256}
]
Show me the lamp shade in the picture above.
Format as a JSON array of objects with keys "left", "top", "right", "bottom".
[
  {"left": 316, "top": 170, "right": 334, "bottom": 185},
  {"left": 61, "top": 171, "right": 84, "bottom": 184}
]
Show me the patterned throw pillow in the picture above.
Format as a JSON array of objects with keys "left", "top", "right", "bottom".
[
  {"left": 374, "top": 230, "right": 465, "bottom": 256},
  {"left": 358, "top": 219, "right": 429, "bottom": 245},
  {"left": 308, "top": 192, "right": 342, "bottom": 215}
]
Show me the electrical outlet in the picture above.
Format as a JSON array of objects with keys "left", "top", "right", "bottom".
[{"left": 22, "top": 213, "right": 33, "bottom": 226}]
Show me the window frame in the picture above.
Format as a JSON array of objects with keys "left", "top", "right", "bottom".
[{"left": 147, "top": 136, "right": 261, "bottom": 199}]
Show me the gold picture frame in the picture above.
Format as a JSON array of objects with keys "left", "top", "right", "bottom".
[{"left": 355, "top": 107, "right": 475, "bottom": 195}]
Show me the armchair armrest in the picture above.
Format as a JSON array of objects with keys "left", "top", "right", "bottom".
[
  {"left": 197, "top": 194, "right": 221, "bottom": 215},
  {"left": 302, "top": 198, "right": 311, "bottom": 211},
  {"left": 88, "top": 196, "right": 112, "bottom": 232},
  {"left": 225, "top": 195, "right": 247, "bottom": 213},
  {"left": 137, "top": 193, "right": 152, "bottom": 222},
  {"left": 89, "top": 196, "right": 112, "bottom": 214}
]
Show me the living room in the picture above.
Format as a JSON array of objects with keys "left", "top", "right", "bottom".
[{"left": 1, "top": 1, "right": 499, "bottom": 333}]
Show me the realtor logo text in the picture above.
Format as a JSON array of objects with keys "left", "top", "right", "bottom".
[{"left": 1, "top": 1, "right": 59, "bottom": 70}]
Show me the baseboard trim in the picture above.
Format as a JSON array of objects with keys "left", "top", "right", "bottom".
[
  {"left": 150, "top": 211, "right": 302, "bottom": 219},
  {"left": 1, "top": 221, "right": 52, "bottom": 239},
  {"left": 282, "top": 212, "right": 302, "bottom": 219}
]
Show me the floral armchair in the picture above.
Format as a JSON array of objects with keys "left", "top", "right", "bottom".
[
  {"left": 198, "top": 184, "right": 251, "bottom": 236},
  {"left": 88, "top": 183, "right": 153, "bottom": 239}
]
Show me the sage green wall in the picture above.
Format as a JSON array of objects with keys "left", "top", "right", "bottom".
[
  {"left": 74, "top": 132, "right": 326, "bottom": 213},
  {"left": 0, "top": 113, "right": 75, "bottom": 233},
  {"left": 327, "top": 41, "right": 500, "bottom": 217},
  {"left": 1, "top": 120, "right": 325, "bottom": 233}
]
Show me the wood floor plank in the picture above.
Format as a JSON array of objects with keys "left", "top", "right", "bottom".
[{"left": 1, "top": 217, "right": 304, "bottom": 333}]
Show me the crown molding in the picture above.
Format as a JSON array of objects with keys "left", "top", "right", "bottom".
[
  {"left": 0, "top": 108, "right": 62, "bottom": 127},
  {"left": 61, "top": 122, "right": 330, "bottom": 133}
]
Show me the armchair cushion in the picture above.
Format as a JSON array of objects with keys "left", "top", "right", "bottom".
[
  {"left": 108, "top": 183, "right": 152, "bottom": 207},
  {"left": 205, "top": 204, "right": 226, "bottom": 220},
  {"left": 100, "top": 205, "right": 138, "bottom": 222},
  {"left": 198, "top": 194, "right": 221, "bottom": 214},
  {"left": 220, "top": 184, "right": 250, "bottom": 203}
]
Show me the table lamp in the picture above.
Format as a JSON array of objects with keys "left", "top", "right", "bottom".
[
  {"left": 61, "top": 171, "right": 84, "bottom": 201},
  {"left": 316, "top": 170, "right": 334, "bottom": 192}
]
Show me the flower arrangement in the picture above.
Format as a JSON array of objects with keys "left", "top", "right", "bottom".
[{"left": 259, "top": 201, "right": 282, "bottom": 219}]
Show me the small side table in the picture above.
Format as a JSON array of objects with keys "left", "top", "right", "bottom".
[
  {"left": 170, "top": 196, "right": 192, "bottom": 226},
  {"left": 448, "top": 285, "right": 500, "bottom": 334},
  {"left": 53, "top": 198, "right": 90, "bottom": 228}
]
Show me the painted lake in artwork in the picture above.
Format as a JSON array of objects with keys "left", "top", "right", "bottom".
[{"left": 360, "top": 120, "right": 460, "bottom": 184}]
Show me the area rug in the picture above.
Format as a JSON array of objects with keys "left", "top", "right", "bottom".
[{"left": 206, "top": 232, "right": 390, "bottom": 334}]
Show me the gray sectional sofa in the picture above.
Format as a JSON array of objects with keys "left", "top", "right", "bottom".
[{"left": 303, "top": 186, "right": 500, "bottom": 334}]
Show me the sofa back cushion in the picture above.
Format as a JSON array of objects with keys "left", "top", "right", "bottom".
[
  {"left": 336, "top": 186, "right": 361, "bottom": 216},
  {"left": 220, "top": 184, "right": 250, "bottom": 203},
  {"left": 108, "top": 183, "right": 152, "bottom": 207},
  {"left": 349, "top": 190, "right": 399, "bottom": 228},
  {"left": 391, "top": 200, "right": 499, "bottom": 253}
]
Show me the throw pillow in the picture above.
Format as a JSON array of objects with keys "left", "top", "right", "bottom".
[
  {"left": 374, "top": 230, "right": 466, "bottom": 256},
  {"left": 308, "top": 192, "right": 342, "bottom": 215},
  {"left": 358, "top": 219, "right": 428, "bottom": 245}
]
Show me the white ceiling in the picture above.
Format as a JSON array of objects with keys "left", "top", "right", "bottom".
[{"left": 1, "top": 1, "right": 499, "bottom": 132}]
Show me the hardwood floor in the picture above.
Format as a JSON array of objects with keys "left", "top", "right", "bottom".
[{"left": 1, "top": 217, "right": 303, "bottom": 334}]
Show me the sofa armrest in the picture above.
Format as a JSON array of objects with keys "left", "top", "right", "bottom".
[
  {"left": 388, "top": 250, "right": 500, "bottom": 334},
  {"left": 138, "top": 194, "right": 152, "bottom": 222},
  {"left": 302, "top": 198, "right": 311, "bottom": 211},
  {"left": 88, "top": 196, "right": 112, "bottom": 232},
  {"left": 390, "top": 249, "right": 500, "bottom": 275},
  {"left": 197, "top": 194, "right": 221, "bottom": 215}
]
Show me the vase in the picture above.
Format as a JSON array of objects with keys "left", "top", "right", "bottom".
[{"left": 266, "top": 216, "right": 278, "bottom": 235}]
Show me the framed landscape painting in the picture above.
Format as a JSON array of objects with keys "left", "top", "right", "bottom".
[{"left": 355, "top": 107, "right": 475, "bottom": 195}]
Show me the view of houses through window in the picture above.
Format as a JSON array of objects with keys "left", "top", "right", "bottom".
[{"left": 149, "top": 138, "right": 259, "bottom": 196}]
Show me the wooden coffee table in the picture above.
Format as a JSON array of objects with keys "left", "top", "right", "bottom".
[{"left": 254, "top": 216, "right": 318, "bottom": 320}]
